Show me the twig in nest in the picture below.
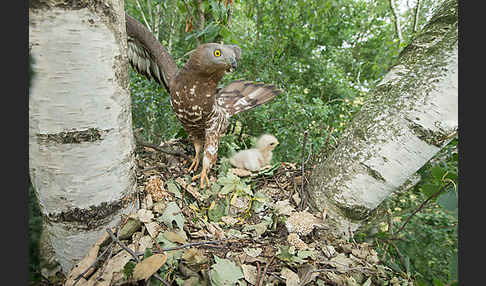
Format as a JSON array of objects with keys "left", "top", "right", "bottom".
[
  {"left": 105, "top": 228, "right": 170, "bottom": 286},
  {"left": 312, "top": 266, "right": 375, "bottom": 274},
  {"left": 72, "top": 217, "right": 135, "bottom": 285},
  {"left": 134, "top": 129, "right": 190, "bottom": 160},
  {"left": 134, "top": 238, "right": 229, "bottom": 256},
  {"left": 259, "top": 256, "right": 275, "bottom": 286},
  {"left": 72, "top": 240, "right": 115, "bottom": 286},
  {"left": 255, "top": 261, "right": 262, "bottom": 286},
  {"left": 96, "top": 242, "right": 114, "bottom": 281}
]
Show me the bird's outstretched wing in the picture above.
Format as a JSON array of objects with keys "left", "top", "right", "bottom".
[
  {"left": 216, "top": 80, "right": 282, "bottom": 116},
  {"left": 125, "top": 13, "right": 178, "bottom": 93}
]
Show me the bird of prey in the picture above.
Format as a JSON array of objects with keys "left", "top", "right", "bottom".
[
  {"left": 229, "top": 134, "right": 279, "bottom": 171},
  {"left": 125, "top": 14, "right": 282, "bottom": 188}
]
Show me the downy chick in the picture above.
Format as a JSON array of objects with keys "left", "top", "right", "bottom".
[{"left": 229, "top": 134, "right": 279, "bottom": 171}]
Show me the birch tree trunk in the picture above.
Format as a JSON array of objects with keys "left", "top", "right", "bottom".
[
  {"left": 307, "top": 0, "right": 458, "bottom": 238},
  {"left": 29, "top": 0, "right": 137, "bottom": 273}
]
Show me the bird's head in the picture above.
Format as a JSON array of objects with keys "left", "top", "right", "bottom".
[
  {"left": 256, "top": 134, "right": 279, "bottom": 152},
  {"left": 188, "top": 43, "right": 241, "bottom": 74}
]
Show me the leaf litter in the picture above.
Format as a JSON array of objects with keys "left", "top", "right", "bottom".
[{"left": 61, "top": 139, "right": 413, "bottom": 286}]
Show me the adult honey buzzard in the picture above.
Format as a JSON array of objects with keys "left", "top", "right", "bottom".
[{"left": 126, "top": 14, "right": 282, "bottom": 188}]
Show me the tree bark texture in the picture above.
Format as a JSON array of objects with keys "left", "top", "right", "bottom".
[
  {"left": 29, "top": 0, "right": 137, "bottom": 273},
  {"left": 307, "top": 0, "right": 458, "bottom": 238}
]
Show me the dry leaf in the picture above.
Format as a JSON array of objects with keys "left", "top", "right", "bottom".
[
  {"left": 274, "top": 200, "right": 295, "bottom": 216},
  {"left": 322, "top": 245, "right": 336, "bottom": 259},
  {"left": 298, "top": 264, "right": 319, "bottom": 286},
  {"left": 182, "top": 248, "right": 209, "bottom": 266},
  {"left": 243, "top": 247, "right": 262, "bottom": 258},
  {"left": 141, "top": 193, "right": 153, "bottom": 210},
  {"left": 118, "top": 218, "right": 142, "bottom": 240},
  {"left": 281, "top": 267, "right": 300, "bottom": 286},
  {"left": 292, "top": 192, "right": 301, "bottom": 206},
  {"left": 86, "top": 234, "right": 154, "bottom": 286},
  {"left": 329, "top": 253, "right": 354, "bottom": 273},
  {"left": 64, "top": 231, "right": 110, "bottom": 286},
  {"left": 145, "top": 221, "right": 161, "bottom": 239},
  {"left": 137, "top": 209, "right": 154, "bottom": 223},
  {"left": 241, "top": 264, "right": 258, "bottom": 285},
  {"left": 163, "top": 231, "right": 187, "bottom": 244},
  {"left": 133, "top": 253, "right": 168, "bottom": 281},
  {"left": 221, "top": 216, "right": 238, "bottom": 226},
  {"left": 153, "top": 201, "right": 167, "bottom": 214},
  {"left": 207, "top": 222, "right": 225, "bottom": 240}
]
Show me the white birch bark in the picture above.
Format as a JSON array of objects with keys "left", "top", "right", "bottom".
[
  {"left": 29, "top": 0, "right": 137, "bottom": 273},
  {"left": 308, "top": 0, "right": 458, "bottom": 237}
]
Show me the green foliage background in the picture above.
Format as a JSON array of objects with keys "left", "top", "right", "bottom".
[{"left": 127, "top": 0, "right": 435, "bottom": 162}]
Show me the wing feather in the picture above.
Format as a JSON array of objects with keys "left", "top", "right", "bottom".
[
  {"left": 216, "top": 80, "right": 282, "bottom": 116},
  {"left": 125, "top": 13, "right": 178, "bottom": 93}
]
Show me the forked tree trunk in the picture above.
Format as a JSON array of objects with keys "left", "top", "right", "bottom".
[
  {"left": 29, "top": 0, "right": 137, "bottom": 273},
  {"left": 307, "top": 0, "right": 458, "bottom": 238}
]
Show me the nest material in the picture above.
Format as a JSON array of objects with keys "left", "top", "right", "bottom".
[{"left": 57, "top": 139, "right": 411, "bottom": 286}]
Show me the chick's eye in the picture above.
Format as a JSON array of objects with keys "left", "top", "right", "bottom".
[{"left": 214, "top": 49, "right": 222, "bottom": 57}]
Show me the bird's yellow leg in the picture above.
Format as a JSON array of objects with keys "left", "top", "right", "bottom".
[
  {"left": 187, "top": 141, "right": 202, "bottom": 173},
  {"left": 192, "top": 156, "right": 211, "bottom": 189}
]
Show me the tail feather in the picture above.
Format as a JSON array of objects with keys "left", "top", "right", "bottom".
[{"left": 216, "top": 80, "right": 282, "bottom": 116}]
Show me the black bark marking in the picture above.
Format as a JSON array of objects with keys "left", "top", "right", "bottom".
[
  {"left": 47, "top": 193, "right": 136, "bottom": 229},
  {"left": 37, "top": 128, "right": 112, "bottom": 144}
]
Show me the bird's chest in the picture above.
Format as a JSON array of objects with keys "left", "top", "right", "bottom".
[{"left": 171, "top": 83, "right": 215, "bottom": 125}]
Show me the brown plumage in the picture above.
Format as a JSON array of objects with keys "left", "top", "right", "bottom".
[
  {"left": 229, "top": 134, "right": 279, "bottom": 171},
  {"left": 126, "top": 14, "right": 282, "bottom": 188}
]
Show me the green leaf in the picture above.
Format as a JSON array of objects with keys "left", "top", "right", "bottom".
[
  {"left": 420, "top": 183, "right": 439, "bottom": 198},
  {"left": 448, "top": 251, "right": 458, "bottom": 282},
  {"left": 430, "top": 165, "right": 447, "bottom": 182},
  {"left": 208, "top": 201, "right": 227, "bottom": 222},
  {"left": 277, "top": 245, "right": 294, "bottom": 262},
  {"left": 404, "top": 255, "right": 410, "bottom": 277},
  {"left": 159, "top": 202, "right": 185, "bottom": 230},
  {"left": 437, "top": 190, "right": 458, "bottom": 215},
  {"left": 123, "top": 260, "right": 136, "bottom": 279},
  {"left": 432, "top": 278, "right": 446, "bottom": 286},
  {"left": 210, "top": 256, "right": 244, "bottom": 286},
  {"left": 143, "top": 247, "right": 153, "bottom": 259},
  {"left": 384, "top": 259, "right": 403, "bottom": 274},
  {"left": 166, "top": 180, "right": 182, "bottom": 199}
]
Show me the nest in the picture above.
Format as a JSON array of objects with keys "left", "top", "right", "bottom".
[{"left": 59, "top": 139, "right": 410, "bottom": 286}]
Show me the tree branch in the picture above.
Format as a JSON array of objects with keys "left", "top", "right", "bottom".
[
  {"left": 135, "top": 0, "right": 153, "bottom": 33},
  {"left": 395, "top": 181, "right": 453, "bottom": 235},
  {"left": 388, "top": 0, "right": 404, "bottom": 44},
  {"left": 412, "top": 0, "right": 421, "bottom": 33}
]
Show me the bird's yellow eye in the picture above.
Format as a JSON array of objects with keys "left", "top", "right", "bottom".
[{"left": 213, "top": 49, "right": 222, "bottom": 57}]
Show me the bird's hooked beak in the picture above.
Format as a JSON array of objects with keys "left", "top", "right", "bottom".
[
  {"left": 231, "top": 57, "right": 238, "bottom": 69},
  {"left": 227, "top": 57, "right": 238, "bottom": 73}
]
